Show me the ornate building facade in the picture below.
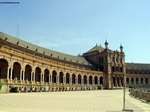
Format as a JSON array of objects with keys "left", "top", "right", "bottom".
[{"left": 0, "top": 32, "right": 149, "bottom": 92}]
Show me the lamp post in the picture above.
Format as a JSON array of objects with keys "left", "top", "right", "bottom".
[{"left": 123, "top": 72, "right": 126, "bottom": 111}]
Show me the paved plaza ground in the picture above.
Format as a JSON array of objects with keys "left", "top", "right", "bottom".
[{"left": 0, "top": 89, "right": 149, "bottom": 112}]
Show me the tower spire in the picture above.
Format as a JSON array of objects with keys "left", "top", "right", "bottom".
[
  {"left": 104, "top": 40, "right": 108, "bottom": 49},
  {"left": 120, "top": 44, "right": 123, "bottom": 52}
]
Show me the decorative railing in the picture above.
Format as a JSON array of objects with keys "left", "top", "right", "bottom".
[{"left": 130, "top": 88, "right": 150, "bottom": 102}]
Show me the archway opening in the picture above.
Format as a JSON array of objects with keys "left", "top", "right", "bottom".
[
  {"left": 113, "top": 77, "right": 116, "bottom": 87},
  {"left": 89, "top": 76, "right": 92, "bottom": 84},
  {"left": 44, "top": 69, "right": 49, "bottom": 82},
  {"left": 59, "top": 72, "right": 63, "bottom": 83},
  {"left": 13, "top": 62, "right": 21, "bottom": 80},
  {"left": 145, "top": 78, "right": 148, "bottom": 84},
  {"left": 136, "top": 78, "right": 139, "bottom": 84},
  {"left": 126, "top": 78, "right": 129, "bottom": 84},
  {"left": 35, "top": 67, "right": 41, "bottom": 82},
  {"left": 131, "top": 78, "right": 134, "bottom": 84},
  {"left": 72, "top": 74, "right": 75, "bottom": 84},
  {"left": 52, "top": 70, "right": 57, "bottom": 83},
  {"left": 66, "top": 73, "right": 70, "bottom": 84},
  {"left": 94, "top": 76, "right": 98, "bottom": 84},
  {"left": 78, "top": 74, "right": 81, "bottom": 84},
  {"left": 0, "top": 59, "right": 8, "bottom": 79},
  {"left": 83, "top": 75, "right": 87, "bottom": 84},
  {"left": 100, "top": 77, "right": 103, "bottom": 85},
  {"left": 25, "top": 65, "right": 32, "bottom": 81}
]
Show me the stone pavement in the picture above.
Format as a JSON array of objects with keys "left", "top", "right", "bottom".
[{"left": 0, "top": 90, "right": 149, "bottom": 112}]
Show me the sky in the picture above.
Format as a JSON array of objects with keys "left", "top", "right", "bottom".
[{"left": 0, "top": 0, "right": 150, "bottom": 63}]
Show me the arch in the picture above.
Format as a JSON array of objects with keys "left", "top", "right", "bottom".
[
  {"left": 44, "top": 69, "right": 49, "bottom": 82},
  {"left": 100, "top": 76, "right": 103, "bottom": 85},
  {"left": 117, "top": 77, "right": 120, "bottom": 87},
  {"left": 126, "top": 78, "right": 129, "bottom": 84},
  {"left": 25, "top": 65, "right": 32, "bottom": 81},
  {"left": 0, "top": 59, "right": 8, "bottom": 79},
  {"left": 83, "top": 75, "right": 87, "bottom": 84},
  {"left": 72, "top": 74, "right": 76, "bottom": 84},
  {"left": 52, "top": 70, "right": 57, "bottom": 83},
  {"left": 89, "top": 76, "right": 92, "bottom": 84},
  {"left": 35, "top": 67, "right": 41, "bottom": 82},
  {"left": 113, "top": 77, "right": 116, "bottom": 87},
  {"left": 140, "top": 78, "right": 143, "bottom": 84},
  {"left": 78, "top": 74, "right": 81, "bottom": 84},
  {"left": 121, "top": 77, "right": 123, "bottom": 86},
  {"left": 131, "top": 78, "right": 134, "bottom": 84},
  {"left": 136, "top": 78, "right": 139, "bottom": 84},
  {"left": 145, "top": 78, "right": 148, "bottom": 84},
  {"left": 94, "top": 76, "right": 98, "bottom": 84},
  {"left": 12, "top": 62, "right": 21, "bottom": 80},
  {"left": 59, "top": 72, "right": 63, "bottom": 83},
  {"left": 66, "top": 73, "right": 70, "bottom": 84}
]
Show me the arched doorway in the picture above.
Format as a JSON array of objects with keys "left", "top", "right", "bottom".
[
  {"left": 145, "top": 78, "right": 148, "bottom": 84},
  {"left": 72, "top": 74, "right": 76, "bottom": 84},
  {"left": 113, "top": 77, "right": 116, "bottom": 87},
  {"left": 52, "top": 70, "right": 57, "bottom": 83},
  {"left": 0, "top": 59, "right": 8, "bottom": 79},
  {"left": 100, "top": 77, "right": 103, "bottom": 85},
  {"left": 44, "top": 69, "right": 49, "bottom": 82},
  {"left": 78, "top": 74, "right": 81, "bottom": 84},
  {"left": 136, "top": 78, "right": 139, "bottom": 84},
  {"left": 94, "top": 76, "right": 98, "bottom": 84},
  {"left": 131, "top": 78, "right": 134, "bottom": 84},
  {"left": 117, "top": 77, "right": 120, "bottom": 87},
  {"left": 12, "top": 62, "right": 21, "bottom": 80},
  {"left": 89, "top": 76, "right": 92, "bottom": 84},
  {"left": 126, "top": 78, "right": 129, "bottom": 84},
  {"left": 141, "top": 78, "right": 143, "bottom": 84},
  {"left": 83, "top": 75, "right": 87, "bottom": 84},
  {"left": 66, "top": 73, "right": 70, "bottom": 84},
  {"left": 35, "top": 67, "right": 41, "bottom": 82},
  {"left": 59, "top": 72, "right": 63, "bottom": 83},
  {"left": 25, "top": 65, "right": 32, "bottom": 81}
]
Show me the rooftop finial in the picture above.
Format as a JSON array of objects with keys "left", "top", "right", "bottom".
[
  {"left": 104, "top": 40, "right": 108, "bottom": 49},
  {"left": 120, "top": 44, "right": 123, "bottom": 52}
]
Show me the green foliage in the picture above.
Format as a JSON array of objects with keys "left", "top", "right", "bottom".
[
  {"left": 98, "top": 84, "right": 103, "bottom": 90},
  {"left": 0, "top": 82, "right": 3, "bottom": 90},
  {"left": 10, "top": 86, "right": 19, "bottom": 92}
]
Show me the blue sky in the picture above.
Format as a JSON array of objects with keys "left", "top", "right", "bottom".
[{"left": 0, "top": 0, "right": 150, "bottom": 63}]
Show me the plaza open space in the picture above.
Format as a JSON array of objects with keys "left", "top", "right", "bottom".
[{"left": 0, "top": 90, "right": 149, "bottom": 112}]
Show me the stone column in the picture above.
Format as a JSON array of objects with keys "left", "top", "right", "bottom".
[
  {"left": 10, "top": 68, "right": 13, "bottom": 80},
  {"left": 81, "top": 78, "right": 83, "bottom": 85},
  {"left": 20, "top": 69, "right": 22, "bottom": 80},
  {"left": 33, "top": 72, "right": 35, "bottom": 82},
  {"left": 119, "top": 78, "right": 122, "bottom": 87},
  {"left": 129, "top": 78, "right": 131, "bottom": 85},
  {"left": 56, "top": 76, "right": 59, "bottom": 84},
  {"left": 92, "top": 78, "right": 94, "bottom": 85},
  {"left": 87, "top": 78, "right": 89, "bottom": 85},
  {"left": 69, "top": 77, "right": 72, "bottom": 84},
  {"left": 30, "top": 72, "right": 32, "bottom": 81},
  {"left": 143, "top": 78, "right": 145, "bottom": 85},
  {"left": 43, "top": 74, "right": 44, "bottom": 82},
  {"left": 49, "top": 74, "right": 51, "bottom": 83},
  {"left": 22, "top": 70, "right": 25, "bottom": 81},
  {"left": 75, "top": 78, "right": 78, "bottom": 84},
  {"left": 63, "top": 76, "right": 66, "bottom": 84},
  {"left": 6, "top": 67, "right": 9, "bottom": 79}
]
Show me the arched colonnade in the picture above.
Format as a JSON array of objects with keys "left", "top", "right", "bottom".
[{"left": 0, "top": 58, "right": 103, "bottom": 85}]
